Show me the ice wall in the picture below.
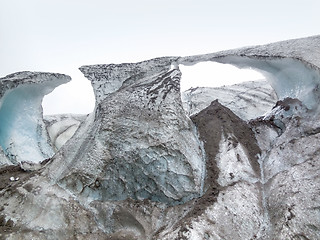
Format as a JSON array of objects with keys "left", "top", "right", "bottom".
[{"left": 0, "top": 72, "right": 71, "bottom": 164}]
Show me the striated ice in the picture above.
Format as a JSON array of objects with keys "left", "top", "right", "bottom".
[
  {"left": 214, "top": 56, "right": 320, "bottom": 110},
  {"left": 43, "top": 114, "right": 87, "bottom": 151},
  {"left": 79, "top": 57, "right": 179, "bottom": 104}
]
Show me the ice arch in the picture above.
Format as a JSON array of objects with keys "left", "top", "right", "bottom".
[
  {"left": 179, "top": 61, "right": 277, "bottom": 120},
  {"left": 0, "top": 72, "right": 71, "bottom": 164},
  {"left": 178, "top": 57, "right": 320, "bottom": 111},
  {"left": 212, "top": 56, "right": 320, "bottom": 110},
  {"left": 178, "top": 35, "right": 320, "bottom": 111}
]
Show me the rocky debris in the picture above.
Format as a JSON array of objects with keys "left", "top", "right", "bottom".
[
  {"left": 192, "top": 100, "right": 261, "bottom": 187},
  {"left": 182, "top": 80, "right": 277, "bottom": 121},
  {"left": 156, "top": 100, "right": 263, "bottom": 239},
  {"left": 0, "top": 171, "right": 107, "bottom": 240},
  {"left": 0, "top": 165, "right": 35, "bottom": 193}
]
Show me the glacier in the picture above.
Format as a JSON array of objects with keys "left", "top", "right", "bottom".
[{"left": 0, "top": 35, "right": 319, "bottom": 239}]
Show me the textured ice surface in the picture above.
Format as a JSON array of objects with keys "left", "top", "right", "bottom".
[
  {"left": 48, "top": 58, "right": 205, "bottom": 205},
  {"left": 0, "top": 72, "right": 70, "bottom": 165},
  {"left": 44, "top": 114, "right": 87, "bottom": 151},
  {"left": 250, "top": 103, "right": 320, "bottom": 239},
  {"left": 215, "top": 56, "right": 320, "bottom": 110},
  {"left": 182, "top": 80, "right": 277, "bottom": 120},
  {"left": 79, "top": 57, "right": 179, "bottom": 104},
  {"left": 179, "top": 35, "right": 320, "bottom": 112},
  {"left": 1, "top": 35, "right": 320, "bottom": 239}
]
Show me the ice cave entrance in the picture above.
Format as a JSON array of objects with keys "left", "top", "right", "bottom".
[{"left": 179, "top": 62, "right": 265, "bottom": 91}]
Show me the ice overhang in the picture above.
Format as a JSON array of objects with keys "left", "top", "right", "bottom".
[
  {"left": 202, "top": 56, "right": 320, "bottom": 110},
  {"left": 178, "top": 35, "right": 320, "bottom": 111},
  {"left": 0, "top": 71, "right": 71, "bottom": 165}
]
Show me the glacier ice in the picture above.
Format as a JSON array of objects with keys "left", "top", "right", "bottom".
[
  {"left": 48, "top": 58, "right": 206, "bottom": 205},
  {"left": 0, "top": 35, "right": 320, "bottom": 239},
  {"left": 79, "top": 57, "right": 179, "bottom": 104},
  {"left": 44, "top": 114, "right": 87, "bottom": 151},
  {"left": 182, "top": 80, "right": 277, "bottom": 120},
  {"left": 179, "top": 35, "right": 320, "bottom": 112},
  {"left": 213, "top": 56, "right": 320, "bottom": 110},
  {"left": 0, "top": 72, "right": 70, "bottom": 165}
]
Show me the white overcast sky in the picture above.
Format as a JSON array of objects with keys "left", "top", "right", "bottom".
[{"left": 1, "top": 0, "right": 319, "bottom": 114}]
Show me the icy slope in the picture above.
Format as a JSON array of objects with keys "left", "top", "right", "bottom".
[
  {"left": 182, "top": 80, "right": 277, "bottom": 120},
  {"left": 0, "top": 72, "right": 70, "bottom": 165},
  {"left": 250, "top": 99, "right": 320, "bottom": 239}
]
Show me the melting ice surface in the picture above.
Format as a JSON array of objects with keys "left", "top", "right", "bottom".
[{"left": 0, "top": 85, "right": 54, "bottom": 164}]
